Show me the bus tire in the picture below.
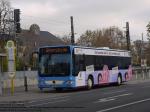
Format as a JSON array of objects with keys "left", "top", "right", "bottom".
[
  {"left": 117, "top": 75, "right": 122, "bottom": 86},
  {"left": 87, "top": 77, "right": 93, "bottom": 90}
]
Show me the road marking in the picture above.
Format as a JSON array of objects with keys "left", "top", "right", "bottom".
[
  {"left": 24, "top": 94, "right": 62, "bottom": 101},
  {"left": 28, "top": 99, "right": 69, "bottom": 107},
  {"left": 103, "top": 90, "right": 127, "bottom": 95},
  {"left": 100, "top": 93, "right": 132, "bottom": 100},
  {"left": 94, "top": 93, "right": 132, "bottom": 103},
  {"left": 98, "top": 98, "right": 116, "bottom": 103},
  {"left": 97, "top": 98, "right": 150, "bottom": 112},
  {"left": 141, "top": 86, "right": 150, "bottom": 88},
  {"left": 28, "top": 95, "right": 69, "bottom": 104}
]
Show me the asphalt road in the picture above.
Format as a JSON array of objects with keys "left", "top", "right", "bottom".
[
  {"left": 1, "top": 81, "right": 150, "bottom": 112},
  {"left": 21, "top": 81, "right": 150, "bottom": 112}
]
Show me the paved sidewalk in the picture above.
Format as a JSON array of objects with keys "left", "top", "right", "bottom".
[
  {"left": 1, "top": 85, "right": 38, "bottom": 96},
  {"left": 0, "top": 86, "right": 43, "bottom": 102},
  {"left": 126, "top": 78, "right": 150, "bottom": 84},
  {"left": 0, "top": 85, "right": 66, "bottom": 102}
]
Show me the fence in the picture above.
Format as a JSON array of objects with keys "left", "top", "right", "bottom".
[
  {"left": 1, "top": 71, "right": 38, "bottom": 88},
  {"left": 0, "top": 68, "right": 150, "bottom": 88},
  {"left": 132, "top": 67, "right": 150, "bottom": 80}
]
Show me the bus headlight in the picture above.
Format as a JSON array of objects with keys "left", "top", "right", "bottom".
[{"left": 66, "top": 80, "right": 73, "bottom": 85}]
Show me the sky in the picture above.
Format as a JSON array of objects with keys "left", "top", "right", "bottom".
[{"left": 10, "top": 0, "right": 150, "bottom": 41}]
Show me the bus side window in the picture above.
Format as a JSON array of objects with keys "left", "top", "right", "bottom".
[
  {"left": 79, "top": 54, "right": 85, "bottom": 71},
  {"left": 73, "top": 55, "right": 84, "bottom": 76}
]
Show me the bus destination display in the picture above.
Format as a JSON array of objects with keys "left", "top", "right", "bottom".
[{"left": 40, "top": 47, "right": 70, "bottom": 54}]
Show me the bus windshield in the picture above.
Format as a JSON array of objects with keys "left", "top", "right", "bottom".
[{"left": 39, "top": 54, "right": 70, "bottom": 76}]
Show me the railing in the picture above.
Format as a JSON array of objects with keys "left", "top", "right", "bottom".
[
  {"left": 1, "top": 71, "right": 38, "bottom": 88},
  {"left": 132, "top": 67, "right": 150, "bottom": 80},
  {"left": 0, "top": 68, "right": 150, "bottom": 88}
]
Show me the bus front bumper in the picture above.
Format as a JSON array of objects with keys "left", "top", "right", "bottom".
[{"left": 38, "top": 77, "right": 75, "bottom": 89}]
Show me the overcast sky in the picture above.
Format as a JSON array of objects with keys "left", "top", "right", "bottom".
[{"left": 10, "top": 0, "right": 150, "bottom": 41}]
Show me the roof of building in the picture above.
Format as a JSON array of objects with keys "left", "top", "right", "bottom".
[
  {"left": 16, "top": 29, "right": 65, "bottom": 64},
  {"left": 19, "top": 30, "right": 64, "bottom": 47}
]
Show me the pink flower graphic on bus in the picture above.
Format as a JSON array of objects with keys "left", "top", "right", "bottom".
[
  {"left": 99, "top": 65, "right": 110, "bottom": 84},
  {"left": 126, "top": 65, "right": 132, "bottom": 81}
]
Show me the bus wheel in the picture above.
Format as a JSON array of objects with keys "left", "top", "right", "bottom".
[
  {"left": 87, "top": 77, "right": 93, "bottom": 90},
  {"left": 117, "top": 75, "right": 122, "bottom": 86}
]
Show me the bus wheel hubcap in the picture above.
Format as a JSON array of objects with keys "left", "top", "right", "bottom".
[
  {"left": 88, "top": 79, "right": 92, "bottom": 88},
  {"left": 118, "top": 77, "right": 121, "bottom": 85}
]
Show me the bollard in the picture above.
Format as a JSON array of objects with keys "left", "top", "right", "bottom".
[
  {"left": 24, "top": 66, "right": 28, "bottom": 92},
  {"left": 135, "top": 71, "right": 138, "bottom": 80},
  {"left": 24, "top": 76, "right": 28, "bottom": 92},
  {"left": 9, "top": 72, "right": 15, "bottom": 95},
  {"left": 11, "top": 78, "right": 14, "bottom": 95},
  {"left": 142, "top": 70, "right": 145, "bottom": 80}
]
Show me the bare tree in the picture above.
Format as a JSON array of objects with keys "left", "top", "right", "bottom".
[
  {"left": 0, "top": 0, "right": 14, "bottom": 53},
  {"left": 133, "top": 40, "right": 143, "bottom": 65},
  {"left": 146, "top": 22, "right": 150, "bottom": 37},
  {"left": 77, "top": 30, "right": 94, "bottom": 46},
  {"left": 61, "top": 35, "right": 71, "bottom": 45},
  {"left": 76, "top": 26, "right": 126, "bottom": 49},
  {"left": 145, "top": 22, "right": 150, "bottom": 65},
  {"left": 0, "top": 0, "right": 13, "bottom": 34}
]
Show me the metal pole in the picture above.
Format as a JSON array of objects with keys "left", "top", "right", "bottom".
[
  {"left": 135, "top": 70, "right": 138, "bottom": 80},
  {"left": 70, "top": 16, "right": 75, "bottom": 45},
  {"left": 24, "top": 66, "right": 28, "bottom": 92},
  {"left": 142, "top": 70, "right": 145, "bottom": 80},
  {"left": 126, "top": 22, "right": 130, "bottom": 51},
  {"left": 141, "top": 33, "right": 144, "bottom": 79},
  {"left": 141, "top": 33, "right": 144, "bottom": 59},
  {"left": 11, "top": 77, "right": 14, "bottom": 95}
]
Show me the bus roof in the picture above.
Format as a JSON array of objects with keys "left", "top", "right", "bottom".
[
  {"left": 39, "top": 45, "right": 130, "bottom": 53},
  {"left": 73, "top": 46, "right": 131, "bottom": 57},
  {"left": 39, "top": 45, "right": 131, "bottom": 57},
  {"left": 73, "top": 46, "right": 130, "bottom": 52}
]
